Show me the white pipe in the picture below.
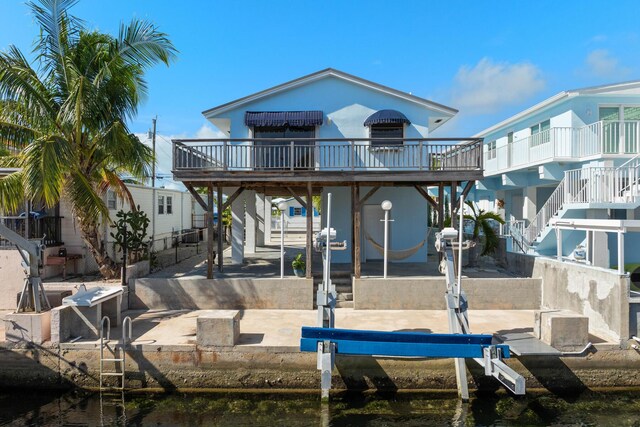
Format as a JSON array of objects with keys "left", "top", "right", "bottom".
[
  {"left": 457, "top": 195, "right": 464, "bottom": 297},
  {"left": 280, "top": 209, "right": 285, "bottom": 279},
  {"left": 383, "top": 209, "right": 389, "bottom": 279},
  {"left": 324, "top": 193, "right": 332, "bottom": 293}
]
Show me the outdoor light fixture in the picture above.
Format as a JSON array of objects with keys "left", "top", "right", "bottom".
[
  {"left": 278, "top": 201, "right": 287, "bottom": 278},
  {"left": 381, "top": 200, "right": 392, "bottom": 211}
]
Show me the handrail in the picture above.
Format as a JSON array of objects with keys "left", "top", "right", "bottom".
[
  {"left": 122, "top": 316, "right": 132, "bottom": 347},
  {"left": 522, "top": 161, "right": 640, "bottom": 246},
  {"left": 100, "top": 316, "right": 111, "bottom": 342},
  {"left": 172, "top": 138, "right": 483, "bottom": 172}
]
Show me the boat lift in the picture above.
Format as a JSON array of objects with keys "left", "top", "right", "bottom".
[
  {"left": 0, "top": 222, "right": 50, "bottom": 312},
  {"left": 301, "top": 195, "right": 525, "bottom": 400}
]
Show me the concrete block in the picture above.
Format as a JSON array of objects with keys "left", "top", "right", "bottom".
[
  {"left": 535, "top": 309, "right": 589, "bottom": 349},
  {"left": 4, "top": 311, "right": 51, "bottom": 344},
  {"left": 197, "top": 310, "right": 240, "bottom": 347}
]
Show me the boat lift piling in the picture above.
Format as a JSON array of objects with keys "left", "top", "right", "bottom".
[{"left": 301, "top": 195, "right": 525, "bottom": 400}]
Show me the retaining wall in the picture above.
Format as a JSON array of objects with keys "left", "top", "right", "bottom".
[
  {"left": 130, "top": 278, "right": 313, "bottom": 310},
  {"left": 506, "top": 253, "right": 630, "bottom": 343},
  {"left": 353, "top": 278, "right": 541, "bottom": 310}
]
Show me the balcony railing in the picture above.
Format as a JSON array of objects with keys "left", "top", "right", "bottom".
[
  {"left": 172, "top": 138, "right": 483, "bottom": 173},
  {"left": 484, "top": 120, "right": 640, "bottom": 175},
  {"left": 0, "top": 216, "right": 63, "bottom": 249}
]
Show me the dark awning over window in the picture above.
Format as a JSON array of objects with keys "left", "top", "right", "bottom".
[
  {"left": 364, "top": 109, "right": 411, "bottom": 126},
  {"left": 245, "top": 111, "right": 324, "bottom": 127}
]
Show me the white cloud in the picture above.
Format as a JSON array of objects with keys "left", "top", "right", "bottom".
[
  {"left": 451, "top": 58, "right": 545, "bottom": 114},
  {"left": 584, "top": 49, "right": 630, "bottom": 78},
  {"left": 195, "top": 124, "right": 226, "bottom": 139}
]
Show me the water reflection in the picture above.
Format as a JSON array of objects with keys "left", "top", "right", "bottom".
[{"left": 0, "top": 389, "right": 639, "bottom": 426}]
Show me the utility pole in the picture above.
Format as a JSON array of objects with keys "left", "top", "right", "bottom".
[
  {"left": 151, "top": 117, "right": 157, "bottom": 188},
  {"left": 150, "top": 117, "right": 157, "bottom": 253}
]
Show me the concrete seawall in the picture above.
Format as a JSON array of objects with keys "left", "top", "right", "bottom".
[{"left": 0, "top": 342, "right": 639, "bottom": 393}]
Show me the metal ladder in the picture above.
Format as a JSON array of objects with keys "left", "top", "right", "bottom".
[{"left": 99, "top": 316, "right": 132, "bottom": 390}]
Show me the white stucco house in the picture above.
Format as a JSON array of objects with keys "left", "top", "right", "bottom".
[
  {"left": 172, "top": 68, "right": 482, "bottom": 277},
  {"left": 475, "top": 80, "right": 640, "bottom": 269}
]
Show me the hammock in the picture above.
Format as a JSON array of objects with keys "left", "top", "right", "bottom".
[{"left": 364, "top": 231, "right": 427, "bottom": 260}]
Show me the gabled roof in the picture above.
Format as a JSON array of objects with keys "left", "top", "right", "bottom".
[
  {"left": 475, "top": 79, "right": 640, "bottom": 137},
  {"left": 202, "top": 68, "right": 458, "bottom": 118}
]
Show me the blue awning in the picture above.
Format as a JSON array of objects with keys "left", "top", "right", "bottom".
[
  {"left": 364, "top": 109, "right": 411, "bottom": 126},
  {"left": 245, "top": 111, "right": 324, "bottom": 127}
]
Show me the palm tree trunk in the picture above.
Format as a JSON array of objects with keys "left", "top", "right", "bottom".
[{"left": 77, "top": 214, "right": 120, "bottom": 279}]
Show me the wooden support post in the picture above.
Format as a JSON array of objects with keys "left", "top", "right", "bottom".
[
  {"left": 306, "top": 182, "right": 313, "bottom": 279},
  {"left": 450, "top": 181, "right": 458, "bottom": 229},
  {"left": 217, "top": 185, "right": 224, "bottom": 272},
  {"left": 438, "top": 183, "right": 445, "bottom": 230},
  {"left": 207, "top": 185, "right": 215, "bottom": 279},
  {"left": 353, "top": 184, "right": 361, "bottom": 278}
]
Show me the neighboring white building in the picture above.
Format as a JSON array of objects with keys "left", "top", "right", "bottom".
[
  {"left": 475, "top": 80, "right": 640, "bottom": 267},
  {"left": 271, "top": 197, "right": 321, "bottom": 231},
  {"left": 105, "top": 184, "right": 194, "bottom": 259}
]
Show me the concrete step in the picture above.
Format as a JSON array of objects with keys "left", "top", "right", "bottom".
[
  {"left": 335, "top": 300, "right": 354, "bottom": 308},
  {"left": 336, "top": 292, "right": 353, "bottom": 301}
]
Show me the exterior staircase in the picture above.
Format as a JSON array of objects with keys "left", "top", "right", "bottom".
[
  {"left": 510, "top": 157, "right": 640, "bottom": 254},
  {"left": 313, "top": 271, "right": 353, "bottom": 308}
]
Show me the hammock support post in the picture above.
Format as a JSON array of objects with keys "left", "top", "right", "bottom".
[
  {"left": 381, "top": 200, "right": 393, "bottom": 278},
  {"left": 278, "top": 201, "right": 287, "bottom": 279}
]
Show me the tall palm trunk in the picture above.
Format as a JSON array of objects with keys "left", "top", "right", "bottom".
[{"left": 77, "top": 214, "right": 119, "bottom": 279}]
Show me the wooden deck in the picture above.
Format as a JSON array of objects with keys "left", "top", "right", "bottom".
[{"left": 171, "top": 137, "right": 484, "bottom": 280}]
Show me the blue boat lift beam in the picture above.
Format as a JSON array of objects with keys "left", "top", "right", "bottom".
[{"left": 300, "top": 327, "right": 510, "bottom": 359}]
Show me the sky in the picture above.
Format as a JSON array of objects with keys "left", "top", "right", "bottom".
[{"left": 2, "top": 0, "right": 640, "bottom": 187}]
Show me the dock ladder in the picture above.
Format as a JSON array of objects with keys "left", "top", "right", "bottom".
[{"left": 99, "top": 316, "right": 132, "bottom": 391}]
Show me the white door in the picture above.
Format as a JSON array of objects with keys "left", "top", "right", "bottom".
[{"left": 363, "top": 204, "right": 385, "bottom": 261}]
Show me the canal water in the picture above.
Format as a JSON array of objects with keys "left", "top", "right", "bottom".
[{"left": 1, "top": 389, "right": 639, "bottom": 426}]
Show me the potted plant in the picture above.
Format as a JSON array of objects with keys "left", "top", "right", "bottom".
[{"left": 292, "top": 253, "right": 306, "bottom": 277}]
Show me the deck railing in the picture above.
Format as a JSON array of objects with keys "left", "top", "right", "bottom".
[
  {"left": 172, "top": 138, "right": 483, "bottom": 172},
  {"left": 485, "top": 120, "right": 640, "bottom": 175},
  {"left": 0, "top": 215, "right": 63, "bottom": 248}
]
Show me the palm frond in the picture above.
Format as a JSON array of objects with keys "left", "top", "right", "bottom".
[
  {"left": 98, "top": 169, "right": 135, "bottom": 210},
  {"left": 0, "top": 47, "right": 57, "bottom": 123},
  {"left": 0, "top": 170, "right": 26, "bottom": 214},
  {"left": 28, "top": 0, "right": 82, "bottom": 83},
  {"left": 65, "top": 168, "right": 107, "bottom": 222},
  {"left": 116, "top": 19, "right": 177, "bottom": 68},
  {"left": 22, "top": 135, "right": 73, "bottom": 207}
]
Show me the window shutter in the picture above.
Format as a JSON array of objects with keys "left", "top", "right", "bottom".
[
  {"left": 314, "top": 208, "right": 319, "bottom": 217},
  {"left": 289, "top": 207, "right": 294, "bottom": 216},
  {"left": 301, "top": 207, "right": 306, "bottom": 216}
]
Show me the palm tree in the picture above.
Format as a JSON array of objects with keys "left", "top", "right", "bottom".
[
  {"left": 0, "top": 0, "right": 176, "bottom": 278},
  {"left": 463, "top": 200, "right": 505, "bottom": 266}
]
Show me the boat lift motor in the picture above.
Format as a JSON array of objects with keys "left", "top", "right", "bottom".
[{"left": 0, "top": 222, "right": 50, "bottom": 313}]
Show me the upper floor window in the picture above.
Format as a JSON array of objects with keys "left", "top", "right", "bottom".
[
  {"left": 364, "top": 109, "right": 410, "bottom": 148},
  {"left": 107, "top": 190, "right": 117, "bottom": 210},
  {"left": 487, "top": 141, "right": 497, "bottom": 159},
  {"left": 530, "top": 119, "right": 550, "bottom": 146},
  {"left": 370, "top": 123, "right": 404, "bottom": 147},
  {"left": 158, "top": 195, "right": 165, "bottom": 215},
  {"left": 166, "top": 196, "right": 173, "bottom": 215}
]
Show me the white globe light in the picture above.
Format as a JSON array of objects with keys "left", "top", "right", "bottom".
[
  {"left": 381, "top": 200, "right": 392, "bottom": 211},
  {"left": 277, "top": 202, "right": 288, "bottom": 211}
]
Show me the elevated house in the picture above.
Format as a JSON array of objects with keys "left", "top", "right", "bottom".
[
  {"left": 475, "top": 80, "right": 640, "bottom": 268},
  {"left": 172, "top": 68, "right": 483, "bottom": 278}
]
